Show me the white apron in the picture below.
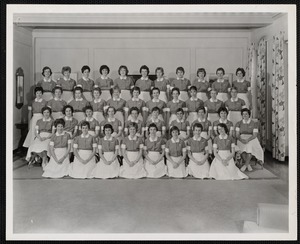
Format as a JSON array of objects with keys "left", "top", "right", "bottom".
[
  {"left": 207, "top": 113, "right": 219, "bottom": 123},
  {"left": 188, "top": 152, "right": 210, "bottom": 179},
  {"left": 88, "top": 131, "right": 96, "bottom": 137},
  {"left": 228, "top": 111, "right": 242, "bottom": 127},
  {"left": 187, "top": 112, "right": 198, "bottom": 125},
  {"left": 197, "top": 92, "right": 208, "bottom": 102},
  {"left": 83, "top": 91, "right": 93, "bottom": 102},
  {"left": 61, "top": 91, "right": 74, "bottom": 103},
  {"left": 139, "top": 91, "right": 151, "bottom": 103},
  {"left": 179, "top": 91, "right": 189, "bottom": 102},
  {"left": 64, "top": 131, "right": 74, "bottom": 153},
  {"left": 119, "top": 151, "right": 146, "bottom": 179},
  {"left": 209, "top": 150, "right": 248, "bottom": 180},
  {"left": 93, "top": 111, "right": 105, "bottom": 124},
  {"left": 52, "top": 112, "right": 64, "bottom": 120},
  {"left": 144, "top": 151, "right": 167, "bottom": 178},
  {"left": 115, "top": 111, "right": 124, "bottom": 127},
  {"left": 73, "top": 112, "right": 85, "bottom": 123},
  {"left": 179, "top": 131, "right": 188, "bottom": 141},
  {"left": 168, "top": 114, "right": 178, "bottom": 126},
  {"left": 68, "top": 149, "right": 96, "bottom": 179},
  {"left": 23, "top": 113, "right": 43, "bottom": 147},
  {"left": 201, "top": 131, "right": 213, "bottom": 154},
  {"left": 42, "top": 148, "right": 70, "bottom": 178},
  {"left": 159, "top": 91, "right": 168, "bottom": 103},
  {"left": 167, "top": 156, "right": 188, "bottom": 178},
  {"left": 42, "top": 92, "right": 53, "bottom": 102},
  {"left": 217, "top": 92, "right": 229, "bottom": 102},
  {"left": 92, "top": 152, "right": 120, "bottom": 179},
  {"left": 236, "top": 134, "right": 264, "bottom": 162},
  {"left": 237, "top": 93, "right": 250, "bottom": 109},
  {"left": 120, "top": 90, "right": 131, "bottom": 101},
  {"left": 100, "top": 90, "right": 111, "bottom": 101},
  {"left": 25, "top": 132, "right": 51, "bottom": 161}
]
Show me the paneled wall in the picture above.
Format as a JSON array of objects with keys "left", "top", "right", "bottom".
[{"left": 32, "top": 29, "right": 251, "bottom": 88}]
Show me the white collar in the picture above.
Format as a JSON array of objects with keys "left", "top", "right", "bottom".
[
  {"left": 193, "top": 136, "right": 202, "bottom": 141},
  {"left": 151, "top": 118, "right": 159, "bottom": 123},
  {"left": 219, "top": 134, "right": 228, "bottom": 139},
  {"left": 128, "top": 135, "right": 137, "bottom": 141},
  {"left": 107, "top": 117, "right": 115, "bottom": 122},
  {"left": 64, "top": 116, "right": 73, "bottom": 121},
  {"left": 217, "top": 79, "right": 224, "bottom": 83},
  {"left": 81, "top": 133, "right": 89, "bottom": 138},
  {"left": 152, "top": 98, "right": 160, "bottom": 103},
  {"left": 54, "top": 97, "right": 62, "bottom": 101},
  {"left": 243, "top": 119, "right": 251, "bottom": 124},
  {"left": 190, "top": 97, "right": 198, "bottom": 101},
  {"left": 149, "top": 136, "right": 158, "bottom": 142},
  {"left": 176, "top": 118, "right": 185, "bottom": 123},
  {"left": 219, "top": 118, "right": 228, "bottom": 123},
  {"left": 198, "top": 118, "right": 206, "bottom": 122},
  {"left": 120, "top": 76, "right": 127, "bottom": 80},
  {"left": 86, "top": 117, "right": 94, "bottom": 122},
  {"left": 177, "top": 77, "right": 184, "bottom": 80},
  {"left": 172, "top": 99, "right": 180, "bottom": 103},
  {"left": 43, "top": 78, "right": 51, "bottom": 82},
  {"left": 75, "top": 98, "right": 83, "bottom": 102},
  {"left": 43, "top": 117, "right": 51, "bottom": 122},
  {"left": 141, "top": 77, "right": 149, "bottom": 80},
  {"left": 82, "top": 76, "right": 89, "bottom": 81},
  {"left": 113, "top": 97, "right": 121, "bottom": 101},
  {"left": 156, "top": 78, "right": 163, "bottom": 82},
  {"left": 171, "top": 138, "right": 180, "bottom": 143},
  {"left": 94, "top": 98, "right": 102, "bottom": 103},
  {"left": 104, "top": 136, "right": 113, "bottom": 141},
  {"left": 63, "top": 77, "right": 70, "bottom": 81},
  {"left": 56, "top": 131, "right": 65, "bottom": 136},
  {"left": 132, "top": 98, "right": 140, "bottom": 102},
  {"left": 35, "top": 98, "right": 43, "bottom": 102},
  {"left": 210, "top": 98, "right": 218, "bottom": 102},
  {"left": 237, "top": 79, "right": 244, "bottom": 83},
  {"left": 101, "top": 75, "right": 108, "bottom": 80},
  {"left": 231, "top": 97, "right": 238, "bottom": 102},
  {"left": 198, "top": 79, "right": 205, "bottom": 82}
]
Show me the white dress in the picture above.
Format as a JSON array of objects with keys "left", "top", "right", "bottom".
[
  {"left": 144, "top": 152, "right": 167, "bottom": 178},
  {"left": 92, "top": 152, "right": 120, "bottom": 179},
  {"left": 188, "top": 152, "right": 210, "bottom": 179},
  {"left": 119, "top": 151, "right": 147, "bottom": 179}
]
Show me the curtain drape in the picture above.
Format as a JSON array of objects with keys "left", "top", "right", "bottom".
[
  {"left": 271, "top": 32, "right": 286, "bottom": 161},
  {"left": 256, "top": 37, "right": 267, "bottom": 150},
  {"left": 247, "top": 43, "right": 257, "bottom": 117}
]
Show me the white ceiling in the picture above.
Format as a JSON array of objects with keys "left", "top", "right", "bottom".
[{"left": 14, "top": 12, "right": 284, "bottom": 29}]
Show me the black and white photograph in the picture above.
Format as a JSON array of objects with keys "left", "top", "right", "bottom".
[{"left": 6, "top": 4, "right": 297, "bottom": 241}]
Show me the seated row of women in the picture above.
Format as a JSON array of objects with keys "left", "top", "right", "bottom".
[
  {"left": 37, "top": 65, "right": 252, "bottom": 108},
  {"left": 29, "top": 117, "right": 250, "bottom": 180}
]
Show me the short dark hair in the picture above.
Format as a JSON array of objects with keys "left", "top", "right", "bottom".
[
  {"left": 193, "top": 123, "right": 203, "bottom": 131},
  {"left": 42, "top": 66, "right": 52, "bottom": 76},
  {"left": 52, "top": 85, "right": 63, "bottom": 94},
  {"left": 129, "top": 107, "right": 140, "bottom": 114},
  {"left": 140, "top": 65, "right": 149, "bottom": 75},
  {"left": 176, "top": 67, "right": 185, "bottom": 74},
  {"left": 128, "top": 122, "right": 138, "bottom": 131},
  {"left": 217, "top": 123, "right": 229, "bottom": 134},
  {"left": 171, "top": 87, "right": 180, "bottom": 95},
  {"left": 216, "top": 67, "right": 225, "bottom": 75},
  {"left": 83, "top": 105, "right": 93, "bottom": 113},
  {"left": 236, "top": 67, "right": 246, "bottom": 77},
  {"left": 176, "top": 108, "right": 184, "bottom": 114},
  {"left": 74, "top": 86, "right": 83, "bottom": 93},
  {"left": 106, "top": 106, "right": 116, "bottom": 114},
  {"left": 150, "top": 87, "right": 160, "bottom": 96},
  {"left": 148, "top": 123, "right": 158, "bottom": 133},
  {"left": 155, "top": 67, "right": 164, "bottom": 75},
  {"left": 197, "top": 106, "right": 206, "bottom": 113},
  {"left": 241, "top": 108, "right": 251, "bottom": 116},
  {"left": 103, "top": 123, "right": 114, "bottom": 133},
  {"left": 34, "top": 86, "right": 44, "bottom": 94},
  {"left": 131, "top": 86, "right": 141, "bottom": 95},
  {"left": 217, "top": 107, "right": 228, "bottom": 116},
  {"left": 197, "top": 68, "right": 206, "bottom": 77},
  {"left": 189, "top": 86, "right": 197, "bottom": 92},
  {"left": 151, "top": 107, "right": 161, "bottom": 113},
  {"left": 81, "top": 121, "right": 90, "bottom": 129},
  {"left": 61, "top": 66, "right": 71, "bottom": 74},
  {"left": 41, "top": 106, "right": 52, "bottom": 114},
  {"left": 54, "top": 118, "right": 65, "bottom": 127},
  {"left": 63, "top": 105, "right": 74, "bottom": 114},
  {"left": 170, "top": 126, "right": 180, "bottom": 135},
  {"left": 81, "top": 65, "right": 90, "bottom": 73},
  {"left": 93, "top": 87, "right": 102, "bottom": 95},
  {"left": 100, "top": 65, "right": 110, "bottom": 74},
  {"left": 118, "top": 65, "right": 129, "bottom": 75}
]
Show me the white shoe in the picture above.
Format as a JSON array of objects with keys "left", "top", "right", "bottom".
[
  {"left": 240, "top": 165, "right": 247, "bottom": 172},
  {"left": 247, "top": 165, "right": 253, "bottom": 172}
]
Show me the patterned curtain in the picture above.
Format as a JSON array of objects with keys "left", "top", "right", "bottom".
[
  {"left": 271, "top": 32, "right": 286, "bottom": 161},
  {"left": 256, "top": 38, "right": 267, "bottom": 150},
  {"left": 247, "top": 43, "right": 257, "bottom": 117}
]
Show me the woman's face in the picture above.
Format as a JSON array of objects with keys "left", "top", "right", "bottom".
[
  {"left": 231, "top": 89, "right": 237, "bottom": 98},
  {"left": 152, "top": 110, "right": 159, "bottom": 118},
  {"left": 75, "top": 90, "right": 82, "bottom": 99},
  {"left": 56, "top": 124, "right": 64, "bottom": 133},
  {"left": 211, "top": 90, "right": 217, "bottom": 99},
  {"left": 190, "top": 89, "right": 197, "bottom": 97},
  {"left": 65, "top": 107, "right": 72, "bottom": 117},
  {"left": 152, "top": 89, "right": 160, "bottom": 99},
  {"left": 242, "top": 111, "right": 250, "bottom": 120},
  {"left": 43, "top": 109, "right": 50, "bottom": 118},
  {"left": 193, "top": 126, "right": 202, "bottom": 137},
  {"left": 129, "top": 126, "right": 136, "bottom": 136},
  {"left": 35, "top": 90, "right": 42, "bottom": 99},
  {"left": 113, "top": 90, "right": 120, "bottom": 98},
  {"left": 198, "top": 71, "right": 205, "bottom": 79},
  {"left": 102, "top": 69, "right": 108, "bottom": 76},
  {"left": 120, "top": 68, "right": 126, "bottom": 76},
  {"left": 217, "top": 126, "right": 226, "bottom": 135},
  {"left": 63, "top": 71, "right": 70, "bottom": 78},
  {"left": 132, "top": 90, "right": 140, "bottom": 98},
  {"left": 198, "top": 109, "right": 205, "bottom": 118},
  {"left": 149, "top": 126, "right": 157, "bottom": 136},
  {"left": 43, "top": 69, "right": 51, "bottom": 78},
  {"left": 85, "top": 109, "right": 93, "bottom": 118},
  {"left": 171, "top": 129, "right": 179, "bottom": 138},
  {"left": 216, "top": 70, "right": 224, "bottom": 79},
  {"left": 93, "top": 90, "right": 100, "bottom": 99},
  {"left": 219, "top": 111, "right": 227, "bottom": 120},
  {"left": 236, "top": 70, "right": 244, "bottom": 80},
  {"left": 131, "top": 110, "right": 138, "bottom": 119},
  {"left": 156, "top": 69, "right": 163, "bottom": 78},
  {"left": 177, "top": 70, "right": 184, "bottom": 78},
  {"left": 176, "top": 111, "right": 184, "bottom": 120},
  {"left": 54, "top": 89, "right": 62, "bottom": 98},
  {"left": 104, "top": 128, "right": 112, "bottom": 136},
  {"left": 141, "top": 69, "right": 148, "bottom": 77},
  {"left": 82, "top": 69, "right": 90, "bottom": 78},
  {"left": 172, "top": 90, "right": 179, "bottom": 100},
  {"left": 108, "top": 108, "right": 115, "bottom": 117},
  {"left": 81, "top": 125, "right": 89, "bottom": 134}
]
